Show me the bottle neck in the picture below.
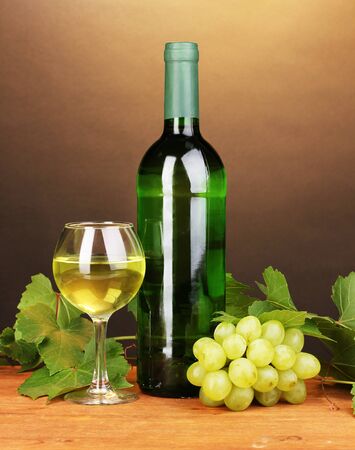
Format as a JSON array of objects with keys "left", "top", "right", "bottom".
[
  {"left": 164, "top": 60, "right": 199, "bottom": 121},
  {"left": 163, "top": 117, "right": 200, "bottom": 136}
]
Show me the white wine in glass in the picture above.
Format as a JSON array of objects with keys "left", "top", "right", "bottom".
[{"left": 53, "top": 222, "right": 145, "bottom": 405}]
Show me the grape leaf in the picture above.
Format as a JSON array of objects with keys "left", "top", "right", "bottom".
[
  {"left": 320, "top": 364, "right": 354, "bottom": 381},
  {"left": 248, "top": 300, "right": 275, "bottom": 316},
  {"left": 331, "top": 272, "right": 355, "bottom": 329},
  {"left": 19, "top": 338, "right": 131, "bottom": 400},
  {"left": 80, "top": 337, "right": 130, "bottom": 383},
  {"left": 226, "top": 273, "right": 250, "bottom": 293},
  {"left": 258, "top": 310, "right": 307, "bottom": 327},
  {"left": 0, "top": 327, "right": 38, "bottom": 365},
  {"left": 255, "top": 281, "right": 267, "bottom": 296},
  {"left": 316, "top": 318, "right": 355, "bottom": 380},
  {"left": 56, "top": 296, "right": 82, "bottom": 328},
  {"left": 299, "top": 318, "right": 336, "bottom": 341},
  {"left": 262, "top": 266, "right": 297, "bottom": 310},
  {"left": 18, "top": 274, "right": 56, "bottom": 312},
  {"left": 212, "top": 312, "right": 240, "bottom": 324},
  {"left": 17, "top": 356, "right": 43, "bottom": 372},
  {"left": 226, "top": 273, "right": 260, "bottom": 317},
  {"left": 18, "top": 366, "right": 64, "bottom": 399},
  {"left": 227, "top": 294, "right": 260, "bottom": 318},
  {"left": 15, "top": 303, "right": 92, "bottom": 375},
  {"left": 351, "top": 384, "right": 355, "bottom": 415}
]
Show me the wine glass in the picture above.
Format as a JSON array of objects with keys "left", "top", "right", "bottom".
[{"left": 52, "top": 222, "right": 145, "bottom": 405}]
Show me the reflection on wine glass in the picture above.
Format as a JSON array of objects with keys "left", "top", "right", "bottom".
[{"left": 53, "top": 221, "right": 145, "bottom": 405}]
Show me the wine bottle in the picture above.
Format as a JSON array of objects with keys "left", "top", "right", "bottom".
[{"left": 137, "top": 42, "right": 226, "bottom": 397}]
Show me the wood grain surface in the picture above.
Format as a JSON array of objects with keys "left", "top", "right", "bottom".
[{"left": 0, "top": 366, "right": 354, "bottom": 450}]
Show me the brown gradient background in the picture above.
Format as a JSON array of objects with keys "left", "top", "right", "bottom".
[{"left": 1, "top": 1, "right": 354, "bottom": 350}]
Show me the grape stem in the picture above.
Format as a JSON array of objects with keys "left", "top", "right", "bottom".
[
  {"left": 320, "top": 377, "right": 354, "bottom": 385},
  {"left": 320, "top": 365, "right": 341, "bottom": 411}
]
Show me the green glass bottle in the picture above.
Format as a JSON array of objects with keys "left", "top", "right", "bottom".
[{"left": 137, "top": 42, "right": 226, "bottom": 397}]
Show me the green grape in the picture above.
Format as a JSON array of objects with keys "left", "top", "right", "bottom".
[
  {"left": 186, "top": 362, "right": 207, "bottom": 386},
  {"left": 199, "top": 341, "right": 227, "bottom": 371},
  {"left": 277, "top": 369, "right": 298, "bottom": 391},
  {"left": 246, "top": 338, "right": 275, "bottom": 367},
  {"left": 199, "top": 387, "right": 224, "bottom": 407},
  {"left": 235, "top": 316, "right": 262, "bottom": 343},
  {"left": 255, "top": 388, "right": 282, "bottom": 407},
  {"left": 261, "top": 320, "right": 285, "bottom": 346},
  {"left": 228, "top": 357, "right": 257, "bottom": 388},
  {"left": 202, "top": 370, "right": 232, "bottom": 401},
  {"left": 253, "top": 365, "right": 279, "bottom": 392},
  {"left": 292, "top": 352, "right": 321, "bottom": 379},
  {"left": 222, "top": 334, "right": 246, "bottom": 360},
  {"left": 272, "top": 344, "right": 296, "bottom": 370},
  {"left": 214, "top": 322, "right": 236, "bottom": 345},
  {"left": 282, "top": 379, "right": 307, "bottom": 404},
  {"left": 193, "top": 337, "right": 216, "bottom": 360},
  {"left": 224, "top": 386, "right": 254, "bottom": 411},
  {"left": 282, "top": 328, "right": 304, "bottom": 353}
]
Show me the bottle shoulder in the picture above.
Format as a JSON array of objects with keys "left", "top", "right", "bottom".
[
  {"left": 137, "top": 133, "right": 226, "bottom": 195},
  {"left": 139, "top": 133, "right": 225, "bottom": 172}
]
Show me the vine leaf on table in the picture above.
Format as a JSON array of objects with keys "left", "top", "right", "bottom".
[
  {"left": 0, "top": 327, "right": 38, "bottom": 366},
  {"left": 18, "top": 338, "right": 131, "bottom": 400},
  {"left": 1, "top": 273, "right": 133, "bottom": 399},
  {"left": 15, "top": 302, "right": 92, "bottom": 375}
]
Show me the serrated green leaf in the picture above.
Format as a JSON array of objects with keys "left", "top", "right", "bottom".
[
  {"left": 226, "top": 273, "right": 250, "bottom": 292},
  {"left": 18, "top": 356, "right": 43, "bottom": 372},
  {"left": 0, "top": 327, "right": 38, "bottom": 365},
  {"left": 18, "top": 366, "right": 64, "bottom": 399},
  {"left": 18, "top": 274, "right": 56, "bottom": 312},
  {"left": 258, "top": 310, "right": 307, "bottom": 328},
  {"left": 56, "top": 296, "right": 82, "bottom": 328},
  {"left": 300, "top": 318, "right": 336, "bottom": 341},
  {"left": 0, "top": 327, "right": 15, "bottom": 344},
  {"left": 212, "top": 311, "right": 240, "bottom": 324},
  {"left": 80, "top": 338, "right": 131, "bottom": 388},
  {"left": 225, "top": 273, "right": 260, "bottom": 317},
  {"left": 15, "top": 303, "right": 92, "bottom": 375},
  {"left": 262, "top": 266, "right": 297, "bottom": 310},
  {"left": 248, "top": 300, "right": 275, "bottom": 317},
  {"left": 255, "top": 281, "right": 267, "bottom": 295},
  {"left": 332, "top": 272, "right": 355, "bottom": 329},
  {"left": 19, "top": 338, "right": 130, "bottom": 400},
  {"left": 351, "top": 384, "right": 355, "bottom": 415},
  {"left": 316, "top": 318, "right": 355, "bottom": 380},
  {"left": 319, "top": 363, "right": 354, "bottom": 382},
  {"left": 306, "top": 312, "right": 333, "bottom": 321},
  {"left": 227, "top": 294, "right": 260, "bottom": 318}
]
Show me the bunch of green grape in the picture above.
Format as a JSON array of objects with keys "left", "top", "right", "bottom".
[{"left": 187, "top": 316, "right": 321, "bottom": 411}]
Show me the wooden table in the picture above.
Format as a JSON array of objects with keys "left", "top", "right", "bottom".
[{"left": 0, "top": 366, "right": 354, "bottom": 449}]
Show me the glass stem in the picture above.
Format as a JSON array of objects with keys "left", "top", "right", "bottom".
[{"left": 89, "top": 318, "right": 112, "bottom": 395}]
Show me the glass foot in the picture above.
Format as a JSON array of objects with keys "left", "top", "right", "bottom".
[{"left": 64, "top": 388, "right": 138, "bottom": 405}]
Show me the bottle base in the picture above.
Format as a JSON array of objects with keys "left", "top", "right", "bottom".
[{"left": 139, "top": 383, "right": 199, "bottom": 399}]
